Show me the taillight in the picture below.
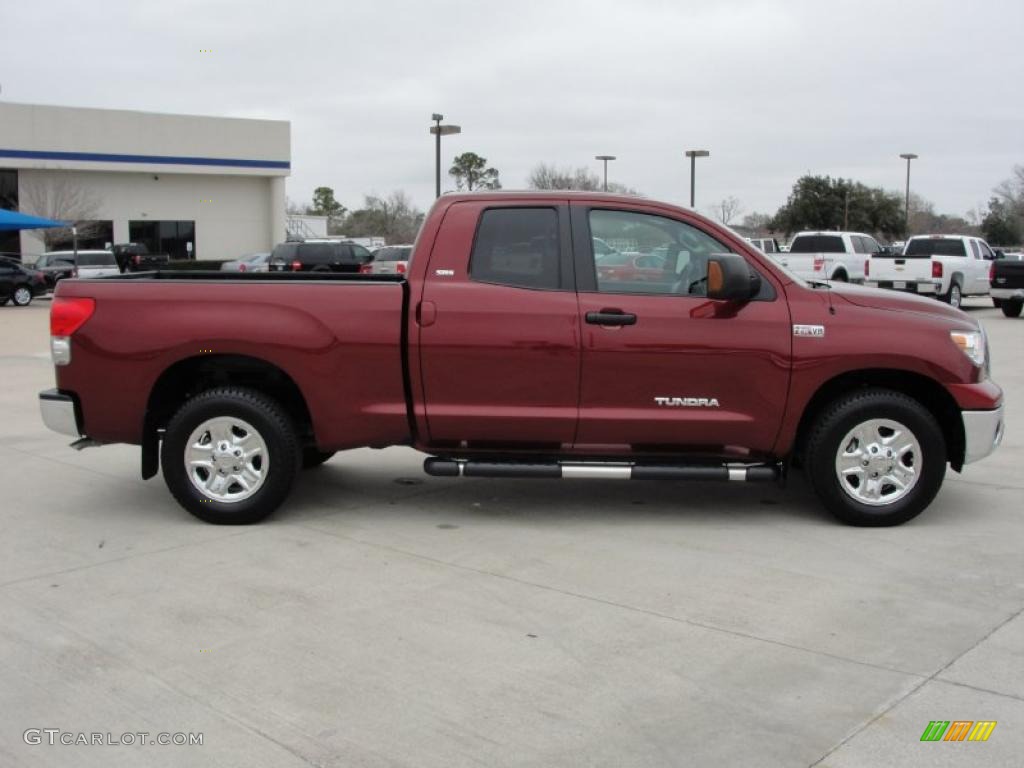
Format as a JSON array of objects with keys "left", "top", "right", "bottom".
[
  {"left": 864, "top": 259, "right": 869, "bottom": 277},
  {"left": 396, "top": 262, "right": 407, "bottom": 274},
  {"left": 51, "top": 297, "right": 95, "bottom": 336},
  {"left": 238, "top": 263, "right": 247, "bottom": 273},
  {"left": 359, "top": 264, "right": 373, "bottom": 274},
  {"left": 50, "top": 297, "right": 95, "bottom": 366},
  {"left": 989, "top": 263, "right": 995, "bottom": 282},
  {"left": 133, "top": 254, "right": 141, "bottom": 265},
  {"left": 813, "top": 257, "right": 825, "bottom": 271},
  {"left": 932, "top": 261, "right": 943, "bottom": 278},
  {"left": 290, "top": 260, "right": 302, "bottom": 271}
]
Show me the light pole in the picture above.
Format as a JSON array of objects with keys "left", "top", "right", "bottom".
[
  {"left": 900, "top": 153, "right": 918, "bottom": 235},
  {"left": 430, "top": 113, "right": 461, "bottom": 199},
  {"left": 684, "top": 149, "right": 710, "bottom": 208},
  {"left": 595, "top": 155, "right": 616, "bottom": 192}
]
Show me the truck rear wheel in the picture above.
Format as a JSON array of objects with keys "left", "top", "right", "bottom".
[
  {"left": 804, "top": 389, "right": 946, "bottom": 526},
  {"left": 161, "top": 387, "right": 301, "bottom": 524},
  {"left": 1001, "top": 299, "right": 1023, "bottom": 318}
]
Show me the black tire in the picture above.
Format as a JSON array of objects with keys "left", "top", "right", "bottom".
[
  {"left": 302, "top": 447, "right": 335, "bottom": 469},
  {"left": 11, "top": 285, "right": 32, "bottom": 307},
  {"left": 941, "top": 280, "right": 962, "bottom": 308},
  {"left": 804, "top": 388, "right": 946, "bottom": 526},
  {"left": 161, "top": 387, "right": 301, "bottom": 524},
  {"left": 0, "top": 298, "right": 8, "bottom": 306},
  {"left": 831, "top": 270, "right": 848, "bottom": 282},
  {"left": 1001, "top": 299, "right": 1023, "bottom": 318}
]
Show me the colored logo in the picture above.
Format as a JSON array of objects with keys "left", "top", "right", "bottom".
[{"left": 920, "top": 721, "right": 997, "bottom": 742}]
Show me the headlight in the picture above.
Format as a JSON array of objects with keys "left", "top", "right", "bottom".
[{"left": 950, "top": 330, "right": 986, "bottom": 368}]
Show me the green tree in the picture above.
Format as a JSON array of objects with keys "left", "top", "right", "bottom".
[
  {"left": 770, "top": 175, "right": 904, "bottom": 239},
  {"left": 449, "top": 152, "right": 501, "bottom": 191},
  {"left": 310, "top": 186, "right": 347, "bottom": 220},
  {"left": 981, "top": 197, "right": 1021, "bottom": 245}
]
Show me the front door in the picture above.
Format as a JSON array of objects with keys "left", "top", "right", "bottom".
[
  {"left": 571, "top": 204, "right": 792, "bottom": 458},
  {"left": 418, "top": 201, "right": 580, "bottom": 451}
]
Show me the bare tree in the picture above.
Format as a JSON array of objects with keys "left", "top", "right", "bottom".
[
  {"left": 712, "top": 196, "right": 743, "bottom": 226},
  {"left": 741, "top": 212, "right": 772, "bottom": 233},
  {"left": 343, "top": 191, "right": 424, "bottom": 244},
  {"left": 20, "top": 176, "right": 102, "bottom": 249},
  {"left": 528, "top": 163, "right": 602, "bottom": 191}
]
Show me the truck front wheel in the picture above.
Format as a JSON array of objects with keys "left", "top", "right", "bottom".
[
  {"left": 161, "top": 387, "right": 301, "bottom": 524},
  {"left": 804, "top": 389, "right": 946, "bottom": 526}
]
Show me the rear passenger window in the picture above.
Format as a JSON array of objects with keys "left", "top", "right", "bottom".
[
  {"left": 852, "top": 236, "right": 867, "bottom": 254},
  {"left": 470, "top": 208, "right": 561, "bottom": 290}
]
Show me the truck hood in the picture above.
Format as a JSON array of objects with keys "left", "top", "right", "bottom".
[{"left": 823, "top": 281, "right": 973, "bottom": 324}]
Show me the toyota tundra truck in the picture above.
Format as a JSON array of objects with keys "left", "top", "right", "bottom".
[
  {"left": 38, "top": 192, "right": 1004, "bottom": 527},
  {"left": 866, "top": 234, "right": 996, "bottom": 308}
]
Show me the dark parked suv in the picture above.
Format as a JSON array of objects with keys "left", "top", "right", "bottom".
[{"left": 268, "top": 240, "right": 374, "bottom": 273}]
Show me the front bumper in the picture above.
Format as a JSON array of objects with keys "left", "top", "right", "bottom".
[
  {"left": 991, "top": 287, "right": 1024, "bottom": 301},
  {"left": 39, "top": 389, "right": 82, "bottom": 437},
  {"left": 962, "top": 405, "right": 1005, "bottom": 464}
]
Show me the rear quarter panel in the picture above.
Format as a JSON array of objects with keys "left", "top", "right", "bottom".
[{"left": 54, "top": 278, "right": 409, "bottom": 450}]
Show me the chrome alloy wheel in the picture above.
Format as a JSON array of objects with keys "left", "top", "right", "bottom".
[
  {"left": 13, "top": 286, "right": 31, "bottom": 306},
  {"left": 185, "top": 416, "right": 268, "bottom": 503},
  {"left": 835, "top": 418, "right": 922, "bottom": 506}
]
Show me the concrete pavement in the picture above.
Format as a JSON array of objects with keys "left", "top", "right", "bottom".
[{"left": 0, "top": 297, "right": 1021, "bottom": 767}]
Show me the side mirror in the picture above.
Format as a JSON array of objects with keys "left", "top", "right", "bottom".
[{"left": 707, "top": 253, "right": 760, "bottom": 301}]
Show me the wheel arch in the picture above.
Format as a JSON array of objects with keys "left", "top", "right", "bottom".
[
  {"left": 142, "top": 354, "right": 315, "bottom": 479},
  {"left": 793, "top": 368, "right": 965, "bottom": 471}
]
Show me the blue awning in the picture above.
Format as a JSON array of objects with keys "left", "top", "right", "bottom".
[{"left": 0, "top": 208, "right": 67, "bottom": 231}]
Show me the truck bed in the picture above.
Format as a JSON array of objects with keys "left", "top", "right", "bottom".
[{"left": 53, "top": 273, "right": 413, "bottom": 450}]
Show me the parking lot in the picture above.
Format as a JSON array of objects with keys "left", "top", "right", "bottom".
[{"left": 0, "top": 297, "right": 1021, "bottom": 767}]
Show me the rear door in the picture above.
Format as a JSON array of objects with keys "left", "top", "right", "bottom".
[
  {"left": 975, "top": 240, "right": 997, "bottom": 293},
  {"left": 418, "top": 201, "right": 581, "bottom": 450},
  {"left": 570, "top": 203, "right": 791, "bottom": 456}
]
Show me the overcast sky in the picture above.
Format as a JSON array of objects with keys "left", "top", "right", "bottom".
[{"left": 2, "top": 0, "right": 1021, "bottom": 220}]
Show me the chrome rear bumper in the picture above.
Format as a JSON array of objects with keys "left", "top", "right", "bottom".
[{"left": 39, "top": 389, "right": 82, "bottom": 437}]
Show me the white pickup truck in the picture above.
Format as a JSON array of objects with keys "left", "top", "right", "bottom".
[
  {"left": 774, "top": 231, "right": 880, "bottom": 283},
  {"left": 865, "top": 234, "right": 995, "bottom": 308}
]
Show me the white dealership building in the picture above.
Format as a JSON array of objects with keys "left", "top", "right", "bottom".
[{"left": 0, "top": 101, "right": 290, "bottom": 260}]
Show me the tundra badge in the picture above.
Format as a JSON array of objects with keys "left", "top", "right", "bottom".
[
  {"left": 793, "top": 324, "right": 826, "bottom": 338},
  {"left": 654, "top": 397, "right": 720, "bottom": 407}
]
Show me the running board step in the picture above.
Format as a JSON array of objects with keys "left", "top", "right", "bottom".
[{"left": 423, "top": 458, "right": 778, "bottom": 482}]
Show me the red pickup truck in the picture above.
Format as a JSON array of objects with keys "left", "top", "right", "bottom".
[{"left": 39, "top": 192, "right": 1004, "bottom": 527}]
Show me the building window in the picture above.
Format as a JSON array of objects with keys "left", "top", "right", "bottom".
[
  {"left": 129, "top": 220, "right": 196, "bottom": 260},
  {"left": 0, "top": 169, "right": 19, "bottom": 257}
]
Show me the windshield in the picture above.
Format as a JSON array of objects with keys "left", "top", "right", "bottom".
[
  {"left": 904, "top": 238, "right": 966, "bottom": 257},
  {"left": 76, "top": 253, "right": 117, "bottom": 267},
  {"left": 790, "top": 235, "right": 845, "bottom": 253}
]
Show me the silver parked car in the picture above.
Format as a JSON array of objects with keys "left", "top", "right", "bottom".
[
  {"left": 72, "top": 250, "right": 120, "bottom": 278},
  {"left": 367, "top": 245, "right": 413, "bottom": 275},
  {"left": 220, "top": 252, "right": 271, "bottom": 273}
]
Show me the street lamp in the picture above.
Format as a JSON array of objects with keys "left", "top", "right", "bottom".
[
  {"left": 595, "top": 155, "right": 616, "bottom": 192},
  {"left": 430, "top": 113, "right": 461, "bottom": 199},
  {"left": 684, "top": 149, "right": 710, "bottom": 207},
  {"left": 899, "top": 153, "right": 918, "bottom": 235}
]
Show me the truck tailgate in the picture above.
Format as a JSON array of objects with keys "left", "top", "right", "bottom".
[
  {"left": 869, "top": 256, "right": 934, "bottom": 282},
  {"left": 53, "top": 277, "right": 411, "bottom": 450}
]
